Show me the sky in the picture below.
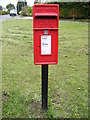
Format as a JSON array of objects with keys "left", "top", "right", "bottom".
[{"left": 0, "top": 0, "right": 34, "bottom": 8}]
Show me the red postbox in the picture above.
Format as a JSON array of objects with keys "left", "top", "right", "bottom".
[{"left": 33, "top": 4, "right": 59, "bottom": 65}]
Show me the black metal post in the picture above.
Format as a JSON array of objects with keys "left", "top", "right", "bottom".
[{"left": 42, "top": 65, "right": 48, "bottom": 110}]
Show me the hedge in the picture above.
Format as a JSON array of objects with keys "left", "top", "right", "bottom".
[{"left": 46, "top": 2, "right": 89, "bottom": 19}]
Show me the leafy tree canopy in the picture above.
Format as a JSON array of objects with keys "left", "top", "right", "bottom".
[{"left": 6, "top": 3, "right": 15, "bottom": 11}]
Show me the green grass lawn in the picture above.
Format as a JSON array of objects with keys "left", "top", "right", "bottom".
[{"left": 1, "top": 19, "right": 88, "bottom": 118}]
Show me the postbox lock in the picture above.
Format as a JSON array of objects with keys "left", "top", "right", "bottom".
[{"left": 44, "top": 30, "right": 48, "bottom": 35}]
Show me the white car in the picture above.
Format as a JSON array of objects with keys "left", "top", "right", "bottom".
[{"left": 10, "top": 9, "right": 17, "bottom": 16}]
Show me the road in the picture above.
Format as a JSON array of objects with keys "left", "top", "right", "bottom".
[
  {"left": 0, "top": 15, "right": 33, "bottom": 22},
  {"left": 0, "top": 15, "right": 20, "bottom": 22},
  {"left": 0, "top": 15, "right": 88, "bottom": 24}
]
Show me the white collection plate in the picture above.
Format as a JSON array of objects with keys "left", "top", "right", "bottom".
[{"left": 41, "top": 35, "right": 51, "bottom": 55}]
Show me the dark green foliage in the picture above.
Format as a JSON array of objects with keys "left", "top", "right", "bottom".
[
  {"left": 6, "top": 3, "right": 15, "bottom": 12},
  {"left": 34, "top": 2, "right": 41, "bottom": 4},
  {"left": 0, "top": 5, "right": 2, "bottom": 10},
  {"left": 46, "top": 2, "right": 89, "bottom": 19},
  {"left": 0, "top": 5, "right": 2, "bottom": 15}
]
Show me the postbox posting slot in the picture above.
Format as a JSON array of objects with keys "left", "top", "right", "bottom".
[{"left": 34, "top": 16, "right": 57, "bottom": 20}]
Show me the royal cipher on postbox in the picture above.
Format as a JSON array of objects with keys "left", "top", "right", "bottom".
[{"left": 33, "top": 4, "right": 59, "bottom": 65}]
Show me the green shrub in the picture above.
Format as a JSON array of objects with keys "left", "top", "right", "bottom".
[
  {"left": 1, "top": 11, "right": 9, "bottom": 15},
  {"left": 21, "top": 6, "right": 33, "bottom": 16},
  {"left": 27, "top": 6, "right": 33, "bottom": 16},
  {"left": 21, "top": 7, "right": 28, "bottom": 16}
]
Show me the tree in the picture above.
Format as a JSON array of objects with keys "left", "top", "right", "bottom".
[
  {"left": 6, "top": 3, "right": 15, "bottom": 12},
  {"left": 17, "top": 0, "right": 27, "bottom": 14}
]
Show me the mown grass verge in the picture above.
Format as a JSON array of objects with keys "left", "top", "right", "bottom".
[{"left": 1, "top": 19, "right": 88, "bottom": 118}]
